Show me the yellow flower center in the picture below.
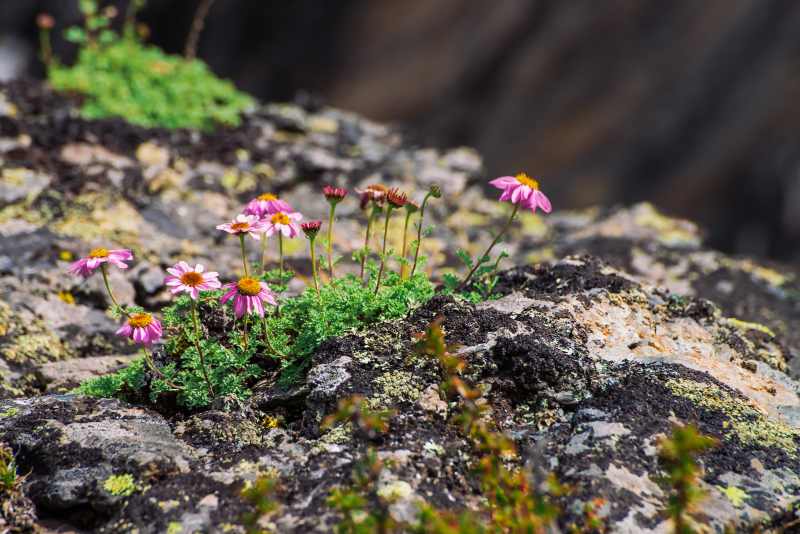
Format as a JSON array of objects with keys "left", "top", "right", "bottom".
[
  {"left": 515, "top": 173, "right": 539, "bottom": 189},
  {"left": 230, "top": 222, "right": 250, "bottom": 232},
  {"left": 237, "top": 277, "right": 262, "bottom": 296},
  {"left": 258, "top": 193, "right": 278, "bottom": 201},
  {"left": 180, "top": 271, "right": 204, "bottom": 287},
  {"left": 89, "top": 247, "right": 109, "bottom": 258},
  {"left": 270, "top": 212, "right": 290, "bottom": 225},
  {"left": 129, "top": 313, "right": 153, "bottom": 329}
]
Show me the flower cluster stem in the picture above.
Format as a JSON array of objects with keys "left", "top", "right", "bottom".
[
  {"left": 278, "top": 234, "right": 284, "bottom": 275},
  {"left": 373, "top": 206, "right": 394, "bottom": 295},
  {"left": 191, "top": 300, "right": 214, "bottom": 398},
  {"left": 142, "top": 348, "right": 181, "bottom": 390},
  {"left": 100, "top": 264, "right": 128, "bottom": 316},
  {"left": 359, "top": 207, "right": 377, "bottom": 282},
  {"left": 458, "top": 203, "right": 519, "bottom": 291},
  {"left": 242, "top": 316, "right": 249, "bottom": 352},
  {"left": 410, "top": 192, "right": 433, "bottom": 277},
  {"left": 327, "top": 204, "right": 337, "bottom": 281},
  {"left": 239, "top": 235, "right": 249, "bottom": 277},
  {"left": 400, "top": 210, "right": 413, "bottom": 279},
  {"left": 260, "top": 238, "right": 268, "bottom": 276},
  {"left": 308, "top": 237, "right": 321, "bottom": 298}
]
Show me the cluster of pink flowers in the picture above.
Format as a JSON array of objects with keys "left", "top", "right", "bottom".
[{"left": 67, "top": 175, "right": 552, "bottom": 378}]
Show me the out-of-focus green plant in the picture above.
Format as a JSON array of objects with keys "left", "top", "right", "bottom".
[{"left": 45, "top": 0, "right": 253, "bottom": 130}]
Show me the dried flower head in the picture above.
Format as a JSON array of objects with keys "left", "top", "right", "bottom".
[
  {"left": 489, "top": 172, "right": 552, "bottom": 213},
  {"left": 69, "top": 248, "right": 133, "bottom": 278},
  {"left": 116, "top": 312, "right": 162, "bottom": 345},
  {"left": 429, "top": 184, "right": 442, "bottom": 199},
  {"left": 386, "top": 188, "right": 408, "bottom": 208},
  {"left": 164, "top": 261, "right": 221, "bottom": 300},
  {"left": 404, "top": 200, "right": 420, "bottom": 214},
  {"left": 358, "top": 184, "right": 388, "bottom": 210},
  {"left": 323, "top": 186, "right": 348, "bottom": 204},
  {"left": 36, "top": 13, "right": 55, "bottom": 29},
  {"left": 301, "top": 220, "right": 322, "bottom": 239},
  {"left": 220, "top": 277, "right": 277, "bottom": 318}
]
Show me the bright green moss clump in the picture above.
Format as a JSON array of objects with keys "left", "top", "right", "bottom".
[
  {"left": 47, "top": 1, "right": 253, "bottom": 130},
  {"left": 103, "top": 474, "right": 137, "bottom": 496}
]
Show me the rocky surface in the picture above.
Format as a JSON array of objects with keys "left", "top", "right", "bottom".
[{"left": 0, "top": 79, "right": 799, "bottom": 532}]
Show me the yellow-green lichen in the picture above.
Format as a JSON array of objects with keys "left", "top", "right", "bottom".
[
  {"left": 103, "top": 474, "right": 137, "bottom": 496},
  {"left": 665, "top": 379, "right": 800, "bottom": 455},
  {"left": 0, "top": 408, "right": 19, "bottom": 418},
  {"left": 725, "top": 318, "right": 776, "bottom": 338},
  {"left": 369, "top": 370, "right": 422, "bottom": 408},
  {"left": 719, "top": 485, "right": 748, "bottom": 508},
  {"left": 1, "top": 330, "right": 69, "bottom": 364},
  {"left": 166, "top": 521, "right": 183, "bottom": 534}
]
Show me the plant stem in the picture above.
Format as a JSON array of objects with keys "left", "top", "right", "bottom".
[
  {"left": 142, "top": 347, "right": 181, "bottom": 390},
  {"left": 278, "top": 233, "right": 284, "bottom": 275},
  {"left": 309, "top": 237, "right": 321, "bottom": 298},
  {"left": 457, "top": 203, "right": 520, "bottom": 291},
  {"left": 239, "top": 234, "right": 249, "bottom": 277},
  {"left": 260, "top": 237, "right": 268, "bottom": 276},
  {"left": 261, "top": 315, "right": 287, "bottom": 358},
  {"left": 184, "top": 0, "right": 216, "bottom": 60},
  {"left": 242, "top": 315, "right": 249, "bottom": 352},
  {"left": 410, "top": 192, "right": 433, "bottom": 277},
  {"left": 327, "top": 204, "right": 337, "bottom": 281},
  {"left": 359, "top": 207, "right": 377, "bottom": 282},
  {"left": 400, "top": 210, "right": 413, "bottom": 279},
  {"left": 191, "top": 300, "right": 214, "bottom": 398},
  {"left": 39, "top": 29, "right": 52, "bottom": 68},
  {"left": 373, "top": 206, "right": 394, "bottom": 295},
  {"left": 100, "top": 264, "right": 128, "bottom": 316}
]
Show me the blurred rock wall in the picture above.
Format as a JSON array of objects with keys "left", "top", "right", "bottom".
[{"left": 2, "top": 0, "right": 800, "bottom": 262}]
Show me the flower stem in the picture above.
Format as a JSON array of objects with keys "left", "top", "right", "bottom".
[
  {"left": 410, "top": 192, "right": 433, "bottom": 278},
  {"left": 142, "top": 347, "right": 181, "bottom": 390},
  {"left": 242, "top": 315, "right": 249, "bottom": 352},
  {"left": 239, "top": 235, "right": 249, "bottom": 277},
  {"left": 457, "top": 203, "right": 520, "bottom": 291},
  {"left": 191, "top": 300, "right": 214, "bottom": 398},
  {"left": 100, "top": 264, "right": 128, "bottom": 316},
  {"left": 327, "top": 203, "right": 337, "bottom": 281},
  {"left": 261, "top": 315, "right": 288, "bottom": 358},
  {"left": 373, "top": 206, "right": 394, "bottom": 295},
  {"left": 278, "top": 233, "right": 284, "bottom": 275},
  {"left": 400, "top": 210, "right": 413, "bottom": 279},
  {"left": 39, "top": 29, "right": 53, "bottom": 68},
  {"left": 359, "top": 207, "right": 377, "bottom": 282},
  {"left": 309, "top": 237, "right": 321, "bottom": 298},
  {"left": 260, "top": 237, "right": 268, "bottom": 276}
]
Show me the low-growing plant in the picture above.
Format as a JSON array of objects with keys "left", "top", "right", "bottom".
[
  {"left": 241, "top": 474, "right": 282, "bottom": 534},
  {"left": 72, "top": 176, "right": 552, "bottom": 410},
  {"left": 0, "top": 443, "right": 21, "bottom": 493},
  {"left": 41, "top": 0, "right": 253, "bottom": 130}
]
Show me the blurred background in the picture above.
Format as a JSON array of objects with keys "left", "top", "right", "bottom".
[{"left": 1, "top": 0, "right": 799, "bottom": 264}]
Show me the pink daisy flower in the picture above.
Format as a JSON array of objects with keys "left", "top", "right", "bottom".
[
  {"left": 489, "top": 173, "right": 552, "bottom": 213},
  {"left": 243, "top": 193, "right": 293, "bottom": 219},
  {"left": 164, "top": 261, "right": 221, "bottom": 300},
  {"left": 220, "top": 277, "right": 277, "bottom": 318},
  {"left": 116, "top": 312, "right": 162, "bottom": 345},
  {"left": 264, "top": 211, "right": 302, "bottom": 238},
  {"left": 216, "top": 214, "right": 267, "bottom": 240},
  {"left": 68, "top": 247, "right": 133, "bottom": 278}
]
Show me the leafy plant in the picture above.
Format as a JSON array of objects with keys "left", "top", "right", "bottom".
[
  {"left": 0, "top": 443, "right": 20, "bottom": 493},
  {"left": 241, "top": 474, "right": 282, "bottom": 533},
  {"left": 47, "top": 0, "right": 253, "bottom": 130},
  {"left": 658, "top": 425, "right": 717, "bottom": 534},
  {"left": 443, "top": 249, "right": 508, "bottom": 303}
]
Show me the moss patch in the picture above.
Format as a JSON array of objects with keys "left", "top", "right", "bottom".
[{"left": 103, "top": 474, "right": 137, "bottom": 496}]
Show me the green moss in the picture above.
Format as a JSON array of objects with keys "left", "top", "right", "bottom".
[
  {"left": 665, "top": 379, "right": 800, "bottom": 455},
  {"left": 74, "top": 357, "right": 147, "bottom": 400},
  {"left": 49, "top": 5, "right": 253, "bottom": 130},
  {"left": 103, "top": 474, "right": 137, "bottom": 496}
]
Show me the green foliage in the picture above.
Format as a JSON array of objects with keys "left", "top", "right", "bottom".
[
  {"left": 73, "top": 356, "right": 147, "bottom": 400},
  {"left": 103, "top": 473, "right": 137, "bottom": 496},
  {"left": 241, "top": 475, "right": 281, "bottom": 533},
  {"left": 658, "top": 425, "right": 717, "bottom": 534},
  {"left": 267, "top": 269, "right": 435, "bottom": 369},
  {"left": 443, "top": 249, "right": 508, "bottom": 303},
  {"left": 47, "top": 0, "right": 253, "bottom": 130},
  {"left": 0, "top": 443, "right": 20, "bottom": 492}
]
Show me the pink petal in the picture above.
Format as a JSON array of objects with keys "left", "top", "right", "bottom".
[
  {"left": 489, "top": 176, "right": 517, "bottom": 189},
  {"left": 534, "top": 190, "right": 552, "bottom": 213}
]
